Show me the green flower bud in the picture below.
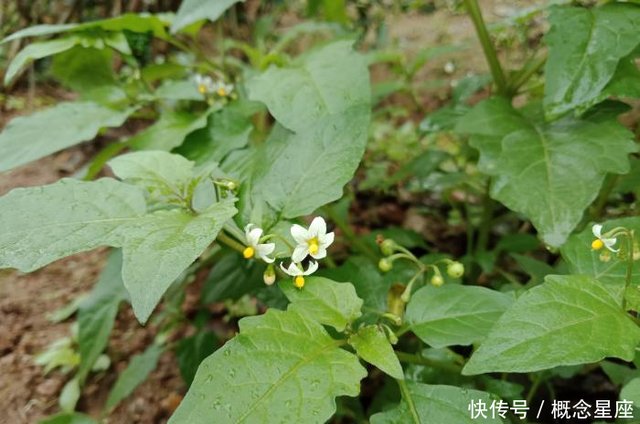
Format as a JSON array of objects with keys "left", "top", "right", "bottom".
[
  {"left": 263, "top": 264, "right": 276, "bottom": 286},
  {"left": 447, "top": 261, "right": 464, "bottom": 278},
  {"left": 378, "top": 258, "right": 393, "bottom": 272},
  {"left": 430, "top": 274, "right": 444, "bottom": 287}
]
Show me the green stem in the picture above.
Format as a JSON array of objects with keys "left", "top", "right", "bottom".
[
  {"left": 463, "top": 0, "right": 508, "bottom": 96},
  {"left": 395, "top": 351, "right": 463, "bottom": 374},
  {"left": 83, "top": 142, "right": 129, "bottom": 181},
  {"left": 623, "top": 230, "right": 635, "bottom": 311},
  {"left": 590, "top": 174, "right": 618, "bottom": 222},
  {"left": 526, "top": 375, "right": 543, "bottom": 404},
  {"left": 217, "top": 231, "right": 246, "bottom": 254},
  {"left": 475, "top": 181, "right": 495, "bottom": 254},
  {"left": 397, "top": 378, "right": 421, "bottom": 424},
  {"left": 508, "top": 51, "right": 547, "bottom": 94}
]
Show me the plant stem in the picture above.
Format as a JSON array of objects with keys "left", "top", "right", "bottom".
[
  {"left": 395, "top": 351, "right": 463, "bottom": 374},
  {"left": 526, "top": 375, "right": 543, "bottom": 404},
  {"left": 397, "top": 378, "right": 421, "bottom": 424},
  {"left": 623, "top": 230, "right": 635, "bottom": 311},
  {"left": 475, "top": 180, "right": 495, "bottom": 254},
  {"left": 508, "top": 51, "right": 547, "bottom": 94},
  {"left": 217, "top": 231, "right": 246, "bottom": 254},
  {"left": 463, "top": 0, "right": 508, "bottom": 96}
]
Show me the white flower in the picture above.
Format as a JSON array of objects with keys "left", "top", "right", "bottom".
[
  {"left": 213, "top": 81, "right": 234, "bottom": 97},
  {"left": 194, "top": 74, "right": 214, "bottom": 95},
  {"left": 280, "top": 261, "right": 319, "bottom": 288},
  {"left": 591, "top": 224, "right": 618, "bottom": 252},
  {"left": 290, "top": 217, "right": 335, "bottom": 263},
  {"left": 244, "top": 224, "right": 275, "bottom": 263}
]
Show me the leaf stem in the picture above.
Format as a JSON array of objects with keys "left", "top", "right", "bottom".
[
  {"left": 397, "top": 378, "right": 421, "bottom": 424},
  {"left": 463, "top": 0, "right": 508, "bottom": 96},
  {"left": 395, "top": 351, "right": 463, "bottom": 374},
  {"left": 216, "top": 231, "right": 246, "bottom": 254},
  {"left": 475, "top": 180, "right": 495, "bottom": 254},
  {"left": 623, "top": 229, "right": 635, "bottom": 311}
]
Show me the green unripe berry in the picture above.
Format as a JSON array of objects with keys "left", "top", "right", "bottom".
[
  {"left": 378, "top": 258, "right": 393, "bottom": 272},
  {"left": 430, "top": 274, "right": 444, "bottom": 287},
  {"left": 447, "top": 261, "right": 464, "bottom": 278},
  {"left": 380, "top": 239, "right": 396, "bottom": 256}
]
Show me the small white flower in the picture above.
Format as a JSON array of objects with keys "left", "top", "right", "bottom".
[
  {"left": 280, "top": 261, "right": 319, "bottom": 288},
  {"left": 290, "top": 217, "right": 335, "bottom": 263},
  {"left": 194, "top": 74, "right": 214, "bottom": 95},
  {"left": 213, "top": 81, "right": 234, "bottom": 97},
  {"left": 591, "top": 224, "right": 619, "bottom": 252},
  {"left": 244, "top": 224, "right": 275, "bottom": 263}
]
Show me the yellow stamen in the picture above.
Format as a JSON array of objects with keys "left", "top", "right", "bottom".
[
  {"left": 591, "top": 239, "right": 604, "bottom": 250},
  {"left": 308, "top": 237, "right": 319, "bottom": 255},
  {"left": 294, "top": 276, "right": 305, "bottom": 288},
  {"left": 217, "top": 87, "right": 227, "bottom": 97},
  {"left": 198, "top": 84, "right": 207, "bottom": 94},
  {"left": 243, "top": 246, "right": 255, "bottom": 259}
]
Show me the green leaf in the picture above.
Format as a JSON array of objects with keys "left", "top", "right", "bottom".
[
  {"left": 0, "top": 178, "right": 146, "bottom": 271},
  {"left": 463, "top": 275, "right": 640, "bottom": 375},
  {"left": 120, "top": 200, "right": 237, "bottom": 323},
  {"left": 169, "top": 309, "right": 366, "bottom": 423},
  {"left": 621, "top": 377, "right": 640, "bottom": 405},
  {"left": 0, "top": 102, "right": 134, "bottom": 172},
  {"left": 171, "top": 0, "right": 242, "bottom": 33},
  {"left": 108, "top": 150, "right": 195, "bottom": 199},
  {"left": 39, "top": 412, "right": 98, "bottom": 424},
  {"left": 279, "top": 276, "right": 363, "bottom": 331},
  {"left": 544, "top": 3, "right": 640, "bottom": 117},
  {"left": 129, "top": 109, "right": 214, "bottom": 151},
  {"left": 201, "top": 253, "right": 265, "bottom": 303},
  {"left": 77, "top": 250, "right": 126, "bottom": 382},
  {"left": 406, "top": 285, "right": 513, "bottom": 348},
  {"left": 51, "top": 47, "right": 116, "bottom": 94},
  {"left": 348, "top": 325, "right": 403, "bottom": 379},
  {"left": 247, "top": 40, "right": 370, "bottom": 133},
  {"left": 370, "top": 382, "right": 504, "bottom": 424},
  {"left": 59, "top": 378, "right": 81, "bottom": 412},
  {"left": 5, "top": 38, "right": 78, "bottom": 85},
  {"left": 105, "top": 344, "right": 163, "bottom": 411},
  {"left": 457, "top": 98, "right": 637, "bottom": 247},
  {"left": 561, "top": 217, "right": 640, "bottom": 300}
]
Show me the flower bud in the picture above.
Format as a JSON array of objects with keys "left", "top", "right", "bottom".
[
  {"left": 378, "top": 258, "right": 393, "bottom": 272},
  {"left": 446, "top": 261, "right": 464, "bottom": 278},
  {"left": 380, "top": 239, "right": 396, "bottom": 256},
  {"left": 263, "top": 264, "right": 276, "bottom": 286},
  {"left": 430, "top": 274, "right": 444, "bottom": 287}
]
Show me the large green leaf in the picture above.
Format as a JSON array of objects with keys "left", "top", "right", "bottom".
[
  {"left": 5, "top": 38, "right": 78, "bottom": 85},
  {"left": 544, "top": 3, "right": 640, "bottom": 118},
  {"left": 457, "top": 98, "right": 636, "bottom": 247},
  {"left": 169, "top": 309, "right": 366, "bottom": 423},
  {"left": 348, "top": 325, "right": 403, "bottom": 380},
  {"left": 406, "top": 285, "right": 513, "bottom": 348},
  {"left": 0, "top": 102, "right": 134, "bottom": 172},
  {"left": 370, "top": 382, "right": 504, "bottom": 424},
  {"left": 463, "top": 275, "right": 640, "bottom": 375},
  {"left": 279, "top": 276, "right": 363, "bottom": 331},
  {"left": 51, "top": 47, "right": 116, "bottom": 94},
  {"left": 0, "top": 178, "right": 146, "bottom": 271},
  {"left": 77, "top": 250, "right": 127, "bottom": 382},
  {"left": 105, "top": 344, "right": 163, "bottom": 411},
  {"left": 171, "top": 0, "right": 242, "bottom": 33},
  {"left": 561, "top": 217, "right": 640, "bottom": 300},
  {"left": 247, "top": 40, "right": 370, "bottom": 133}
]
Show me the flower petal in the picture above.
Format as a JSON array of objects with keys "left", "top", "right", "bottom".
[
  {"left": 280, "top": 262, "right": 300, "bottom": 276},
  {"left": 310, "top": 246, "right": 327, "bottom": 260},
  {"left": 592, "top": 224, "right": 603, "bottom": 238},
  {"left": 319, "top": 231, "right": 335, "bottom": 248},
  {"left": 292, "top": 245, "right": 309, "bottom": 263},
  {"left": 247, "top": 227, "right": 263, "bottom": 247},
  {"left": 309, "top": 217, "right": 327, "bottom": 237},
  {"left": 304, "top": 261, "right": 319, "bottom": 275},
  {"left": 290, "top": 224, "right": 308, "bottom": 244}
]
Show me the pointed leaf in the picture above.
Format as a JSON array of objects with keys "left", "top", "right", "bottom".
[
  {"left": 348, "top": 325, "right": 403, "bottom": 379},
  {"left": 0, "top": 178, "right": 146, "bottom": 271},
  {"left": 279, "top": 276, "right": 363, "bottom": 331},
  {"left": 458, "top": 99, "right": 636, "bottom": 247},
  {"left": 169, "top": 309, "right": 366, "bottom": 423},
  {"left": 0, "top": 102, "right": 135, "bottom": 172},
  {"left": 406, "top": 285, "right": 513, "bottom": 348},
  {"left": 544, "top": 3, "right": 640, "bottom": 118},
  {"left": 129, "top": 109, "right": 214, "bottom": 151},
  {"left": 171, "top": 0, "right": 242, "bottom": 33},
  {"left": 370, "top": 382, "right": 504, "bottom": 424},
  {"left": 463, "top": 275, "right": 640, "bottom": 375}
]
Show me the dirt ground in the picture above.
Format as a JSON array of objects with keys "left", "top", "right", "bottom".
[{"left": 0, "top": 1, "right": 546, "bottom": 423}]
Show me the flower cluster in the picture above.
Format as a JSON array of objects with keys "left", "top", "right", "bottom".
[
  {"left": 242, "top": 217, "right": 334, "bottom": 289},
  {"left": 591, "top": 224, "right": 619, "bottom": 252},
  {"left": 193, "top": 74, "right": 234, "bottom": 99}
]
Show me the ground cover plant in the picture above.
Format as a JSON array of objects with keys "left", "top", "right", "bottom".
[{"left": 1, "top": 0, "right": 640, "bottom": 422}]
